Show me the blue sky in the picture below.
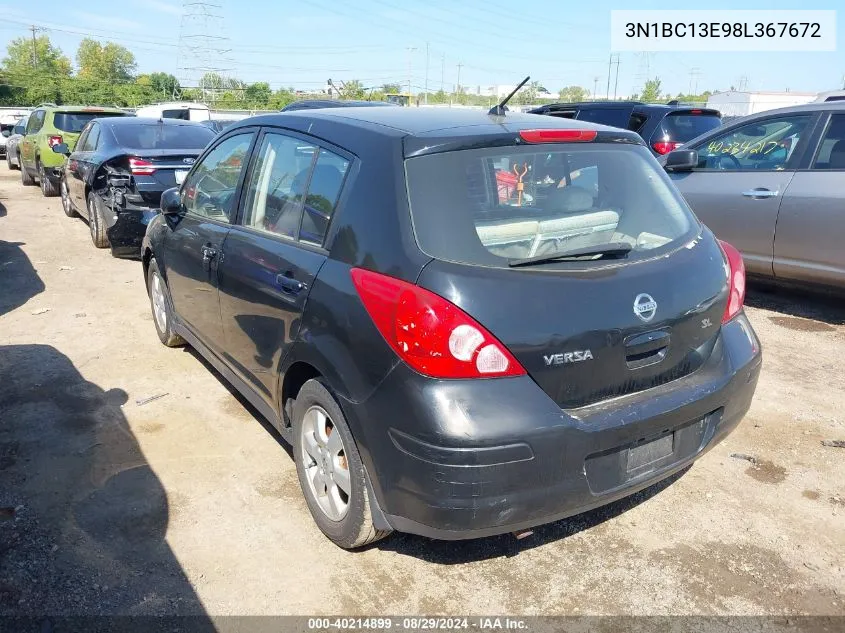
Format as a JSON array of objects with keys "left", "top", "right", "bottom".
[{"left": 0, "top": 0, "right": 842, "bottom": 96}]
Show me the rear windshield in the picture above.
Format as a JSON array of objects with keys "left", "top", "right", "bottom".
[
  {"left": 53, "top": 111, "right": 127, "bottom": 133},
  {"left": 405, "top": 144, "right": 697, "bottom": 267},
  {"left": 654, "top": 113, "right": 721, "bottom": 143},
  {"left": 112, "top": 124, "right": 214, "bottom": 149}
]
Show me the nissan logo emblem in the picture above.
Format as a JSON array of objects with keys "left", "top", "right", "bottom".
[{"left": 633, "top": 293, "right": 657, "bottom": 322}]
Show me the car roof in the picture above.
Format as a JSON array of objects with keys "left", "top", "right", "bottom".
[
  {"left": 99, "top": 116, "right": 209, "bottom": 127},
  {"left": 732, "top": 101, "right": 845, "bottom": 117},
  {"left": 281, "top": 99, "right": 397, "bottom": 111},
  {"left": 49, "top": 105, "right": 127, "bottom": 114},
  {"left": 243, "top": 106, "right": 631, "bottom": 136}
]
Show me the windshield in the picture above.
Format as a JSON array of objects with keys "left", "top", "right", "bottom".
[
  {"left": 405, "top": 143, "right": 697, "bottom": 267},
  {"left": 54, "top": 111, "right": 127, "bottom": 133},
  {"left": 112, "top": 123, "right": 214, "bottom": 149},
  {"left": 655, "top": 113, "right": 721, "bottom": 143}
]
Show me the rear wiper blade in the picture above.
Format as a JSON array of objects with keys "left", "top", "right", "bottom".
[{"left": 508, "top": 242, "right": 632, "bottom": 267}]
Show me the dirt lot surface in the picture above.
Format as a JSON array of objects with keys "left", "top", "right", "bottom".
[{"left": 0, "top": 165, "right": 843, "bottom": 619}]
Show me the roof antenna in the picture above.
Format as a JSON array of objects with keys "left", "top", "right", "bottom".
[{"left": 489, "top": 76, "right": 530, "bottom": 116}]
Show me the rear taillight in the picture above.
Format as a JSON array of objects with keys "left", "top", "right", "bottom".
[
  {"left": 519, "top": 129, "right": 597, "bottom": 143},
  {"left": 652, "top": 140, "right": 681, "bottom": 155},
  {"left": 719, "top": 240, "right": 746, "bottom": 323},
  {"left": 48, "top": 135, "right": 63, "bottom": 148},
  {"left": 350, "top": 268, "right": 526, "bottom": 379},
  {"left": 129, "top": 157, "right": 156, "bottom": 176}
]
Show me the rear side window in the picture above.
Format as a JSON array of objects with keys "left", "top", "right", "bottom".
[
  {"left": 53, "top": 112, "right": 126, "bottom": 133},
  {"left": 811, "top": 114, "right": 845, "bottom": 169},
  {"left": 653, "top": 113, "right": 722, "bottom": 144},
  {"left": 111, "top": 124, "right": 214, "bottom": 149},
  {"left": 575, "top": 108, "right": 630, "bottom": 128},
  {"left": 406, "top": 144, "right": 695, "bottom": 267},
  {"left": 692, "top": 115, "right": 811, "bottom": 170},
  {"left": 77, "top": 123, "right": 99, "bottom": 152}
]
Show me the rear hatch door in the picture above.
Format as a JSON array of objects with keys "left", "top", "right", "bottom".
[{"left": 405, "top": 137, "right": 728, "bottom": 409}]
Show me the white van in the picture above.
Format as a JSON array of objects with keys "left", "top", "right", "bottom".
[{"left": 134, "top": 102, "right": 211, "bottom": 121}]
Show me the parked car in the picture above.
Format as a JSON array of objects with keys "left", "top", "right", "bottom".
[
  {"left": 280, "top": 99, "right": 397, "bottom": 112},
  {"left": 135, "top": 102, "right": 210, "bottom": 121},
  {"left": 5, "top": 115, "right": 28, "bottom": 170},
  {"left": 528, "top": 101, "right": 722, "bottom": 156},
  {"left": 662, "top": 102, "right": 845, "bottom": 291},
  {"left": 141, "top": 107, "right": 761, "bottom": 548},
  {"left": 0, "top": 121, "right": 16, "bottom": 158},
  {"left": 55, "top": 117, "right": 215, "bottom": 256},
  {"left": 19, "top": 104, "right": 130, "bottom": 197}
]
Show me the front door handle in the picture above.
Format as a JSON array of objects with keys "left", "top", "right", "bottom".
[
  {"left": 201, "top": 245, "right": 217, "bottom": 264},
  {"left": 275, "top": 273, "right": 306, "bottom": 295},
  {"left": 741, "top": 188, "right": 779, "bottom": 199}
]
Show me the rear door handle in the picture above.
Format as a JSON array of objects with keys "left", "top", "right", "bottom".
[
  {"left": 276, "top": 273, "right": 306, "bottom": 295},
  {"left": 741, "top": 188, "right": 779, "bottom": 198}
]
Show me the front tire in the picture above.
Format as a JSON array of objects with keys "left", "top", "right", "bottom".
[
  {"left": 293, "top": 379, "right": 391, "bottom": 549},
  {"left": 146, "top": 258, "right": 185, "bottom": 347},
  {"left": 87, "top": 192, "right": 109, "bottom": 248},
  {"left": 39, "top": 163, "right": 59, "bottom": 197},
  {"left": 60, "top": 176, "right": 76, "bottom": 217}
]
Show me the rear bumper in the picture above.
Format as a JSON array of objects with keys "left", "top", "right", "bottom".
[
  {"left": 105, "top": 204, "right": 159, "bottom": 258},
  {"left": 342, "top": 313, "right": 762, "bottom": 540}
]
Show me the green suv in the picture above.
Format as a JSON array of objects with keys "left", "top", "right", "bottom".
[{"left": 20, "top": 103, "right": 129, "bottom": 197}]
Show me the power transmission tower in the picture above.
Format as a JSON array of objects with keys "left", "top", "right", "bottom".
[
  {"left": 456, "top": 62, "right": 463, "bottom": 95},
  {"left": 177, "top": 0, "right": 233, "bottom": 102},
  {"left": 424, "top": 42, "right": 429, "bottom": 105},
  {"left": 688, "top": 67, "right": 701, "bottom": 96}
]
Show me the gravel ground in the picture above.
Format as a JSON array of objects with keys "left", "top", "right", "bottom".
[{"left": 0, "top": 164, "right": 843, "bottom": 619}]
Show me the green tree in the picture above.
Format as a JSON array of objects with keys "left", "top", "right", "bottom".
[
  {"left": 2, "top": 35, "right": 71, "bottom": 78},
  {"left": 339, "top": 80, "right": 365, "bottom": 99},
  {"left": 245, "top": 81, "right": 272, "bottom": 106},
  {"left": 382, "top": 83, "right": 401, "bottom": 93},
  {"left": 148, "top": 72, "right": 180, "bottom": 98},
  {"left": 558, "top": 85, "right": 588, "bottom": 102},
  {"left": 640, "top": 77, "right": 662, "bottom": 102},
  {"left": 76, "top": 38, "right": 137, "bottom": 83}
]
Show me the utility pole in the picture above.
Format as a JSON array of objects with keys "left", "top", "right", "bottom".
[
  {"left": 441, "top": 54, "right": 445, "bottom": 93},
  {"left": 456, "top": 62, "right": 463, "bottom": 95},
  {"left": 606, "top": 54, "right": 612, "bottom": 100},
  {"left": 593, "top": 76, "right": 599, "bottom": 98},
  {"left": 424, "top": 42, "right": 429, "bottom": 105},
  {"left": 29, "top": 25, "right": 38, "bottom": 70},
  {"left": 406, "top": 46, "right": 417, "bottom": 106},
  {"left": 613, "top": 55, "right": 620, "bottom": 99}
]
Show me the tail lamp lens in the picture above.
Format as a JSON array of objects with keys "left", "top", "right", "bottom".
[{"left": 350, "top": 268, "right": 525, "bottom": 379}]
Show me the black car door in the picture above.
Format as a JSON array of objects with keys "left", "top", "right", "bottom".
[
  {"left": 69, "top": 122, "right": 99, "bottom": 210},
  {"left": 164, "top": 130, "right": 257, "bottom": 351},
  {"left": 217, "top": 129, "right": 351, "bottom": 406}
]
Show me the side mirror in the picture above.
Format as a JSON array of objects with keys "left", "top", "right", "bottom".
[
  {"left": 160, "top": 187, "right": 184, "bottom": 216},
  {"left": 664, "top": 148, "right": 698, "bottom": 172},
  {"left": 51, "top": 143, "right": 70, "bottom": 155}
]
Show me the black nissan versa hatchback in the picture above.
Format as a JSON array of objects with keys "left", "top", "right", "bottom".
[{"left": 141, "top": 107, "right": 761, "bottom": 549}]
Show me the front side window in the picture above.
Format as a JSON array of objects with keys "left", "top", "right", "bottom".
[
  {"left": 75, "top": 124, "right": 92, "bottom": 152},
  {"left": 811, "top": 114, "right": 845, "bottom": 170},
  {"left": 13, "top": 117, "right": 28, "bottom": 136},
  {"left": 692, "top": 115, "right": 811, "bottom": 170},
  {"left": 406, "top": 143, "right": 695, "bottom": 267},
  {"left": 182, "top": 133, "right": 254, "bottom": 222},
  {"left": 77, "top": 123, "right": 99, "bottom": 152},
  {"left": 27, "top": 111, "right": 44, "bottom": 134}
]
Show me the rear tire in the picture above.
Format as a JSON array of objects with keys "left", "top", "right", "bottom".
[
  {"left": 293, "top": 379, "right": 391, "bottom": 549},
  {"left": 39, "top": 163, "right": 59, "bottom": 197},
  {"left": 146, "top": 258, "right": 185, "bottom": 347},
  {"left": 21, "top": 163, "right": 35, "bottom": 186},
  {"left": 87, "top": 192, "right": 109, "bottom": 248},
  {"left": 60, "top": 176, "right": 76, "bottom": 218}
]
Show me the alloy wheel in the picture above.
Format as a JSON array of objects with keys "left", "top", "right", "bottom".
[
  {"left": 300, "top": 405, "right": 351, "bottom": 521},
  {"left": 150, "top": 272, "right": 168, "bottom": 333}
]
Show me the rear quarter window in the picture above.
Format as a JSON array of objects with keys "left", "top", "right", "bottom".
[{"left": 406, "top": 143, "right": 697, "bottom": 267}]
